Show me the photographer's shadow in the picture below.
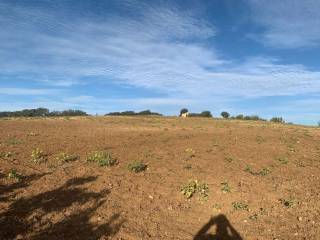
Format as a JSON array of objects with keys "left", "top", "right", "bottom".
[{"left": 193, "top": 214, "right": 243, "bottom": 240}]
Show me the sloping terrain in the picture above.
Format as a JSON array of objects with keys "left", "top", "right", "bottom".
[{"left": 0, "top": 116, "right": 319, "bottom": 239}]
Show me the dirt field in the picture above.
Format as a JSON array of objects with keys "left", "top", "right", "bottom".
[{"left": 0, "top": 116, "right": 319, "bottom": 239}]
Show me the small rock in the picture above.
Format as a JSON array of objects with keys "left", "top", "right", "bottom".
[{"left": 298, "top": 216, "right": 303, "bottom": 221}]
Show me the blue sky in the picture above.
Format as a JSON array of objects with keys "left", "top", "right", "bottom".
[{"left": 0, "top": 0, "right": 320, "bottom": 124}]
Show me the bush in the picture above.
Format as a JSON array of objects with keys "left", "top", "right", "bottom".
[
  {"left": 221, "top": 111, "right": 230, "bottom": 118},
  {"left": 199, "top": 111, "right": 212, "bottom": 118},
  {"left": 87, "top": 151, "right": 116, "bottom": 167},
  {"left": 235, "top": 114, "right": 244, "bottom": 119},
  {"left": 31, "top": 148, "right": 46, "bottom": 163},
  {"left": 106, "top": 110, "right": 161, "bottom": 116},
  {"left": 127, "top": 161, "right": 147, "bottom": 173},
  {"left": 270, "top": 117, "right": 285, "bottom": 123},
  {"left": 0, "top": 108, "right": 87, "bottom": 118}
]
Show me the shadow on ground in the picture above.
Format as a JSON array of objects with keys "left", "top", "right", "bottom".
[
  {"left": 0, "top": 176, "right": 124, "bottom": 240},
  {"left": 0, "top": 172, "right": 47, "bottom": 202},
  {"left": 194, "top": 214, "right": 243, "bottom": 240}
]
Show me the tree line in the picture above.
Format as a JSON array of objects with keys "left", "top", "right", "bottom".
[{"left": 0, "top": 108, "right": 87, "bottom": 118}]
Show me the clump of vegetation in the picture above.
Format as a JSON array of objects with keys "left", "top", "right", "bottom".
[
  {"left": 221, "top": 182, "right": 231, "bottom": 193},
  {"left": 0, "top": 152, "right": 13, "bottom": 158},
  {"left": 232, "top": 201, "right": 249, "bottom": 211},
  {"left": 224, "top": 156, "right": 234, "bottom": 163},
  {"left": 106, "top": 110, "right": 162, "bottom": 116},
  {"left": 221, "top": 111, "right": 230, "bottom": 119},
  {"left": 87, "top": 151, "right": 116, "bottom": 167},
  {"left": 127, "top": 161, "right": 147, "bottom": 173},
  {"left": 185, "top": 148, "right": 196, "bottom": 158},
  {"left": 0, "top": 108, "right": 87, "bottom": 118},
  {"left": 181, "top": 180, "right": 209, "bottom": 201},
  {"left": 259, "top": 167, "right": 271, "bottom": 176},
  {"left": 244, "top": 165, "right": 271, "bottom": 176},
  {"left": 56, "top": 153, "right": 79, "bottom": 163},
  {"left": 188, "top": 111, "right": 213, "bottom": 118},
  {"left": 279, "top": 198, "right": 295, "bottom": 208},
  {"left": 256, "top": 135, "right": 265, "bottom": 144},
  {"left": 7, "top": 169, "right": 22, "bottom": 181},
  {"left": 278, "top": 157, "right": 289, "bottom": 165},
  {"left": 31, "top": 148, "right": 46, "bottom": 163},
  {"left": 270, "top": 117, "right": 285, "bottom": 123},
  {"left": 6, "top": 138, "right": 21, "bottom": 145}
]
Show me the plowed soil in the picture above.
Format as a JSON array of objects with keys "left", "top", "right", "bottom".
[{"left": 1, "top": 116, "right": 320, "bottom": 240}]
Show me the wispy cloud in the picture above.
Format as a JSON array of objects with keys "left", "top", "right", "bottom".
[
  {"left": 246, "top": 0, "right": 320, "bottom": 48},
  {"left": 0, "top": 87, "right": 58, "bottom": 95}
]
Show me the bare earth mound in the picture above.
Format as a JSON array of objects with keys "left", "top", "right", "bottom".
[{"left": 0, "top": 116, "right": 319, "bottom": 239}]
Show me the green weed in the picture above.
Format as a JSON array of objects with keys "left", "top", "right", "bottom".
[
  {"left": 127, "top": 161, "right": 147, "bottom": 172},
  {"left": 220, "top": 182, "right": 231, "bottom": 193},
  {"left": 87, "top": 151, "right": 116, "bottom": 167},
  {"left": 232, "top": 201, "right": 249, "bottom": 211},
  {"left": 7, "top": 169, "right": 22, "bottom": 181},
  {"left": 181, "top": 180, "right": 209, "bottom": 201},
  {"left": 31, "top": 148, "right": 46, "bottom": 163},
  {"left": 56, "top": 153, "right": 79, "bottom": 163}
]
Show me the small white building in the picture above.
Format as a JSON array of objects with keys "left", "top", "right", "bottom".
[{"left": 181, "top": 112, "right": 189, "bottom": 118}]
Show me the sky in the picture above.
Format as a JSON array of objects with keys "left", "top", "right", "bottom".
[{"left": 0, "top": 0, "right": 320, "bottom": 125}]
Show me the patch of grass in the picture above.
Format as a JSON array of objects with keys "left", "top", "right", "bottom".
[
  {"left": 224, "top": 156, "right": 234, "bottom": 163},
  {"left": 6, "top": 138, "right": 21, "bottom": 145},
  {"left": 31, "top": 148, "right": 46, "bottom": 163},
  {"left": 181, "top": 180, "right": 209, "bottom": 201},
  {"left": 232, "top": 201, "right": 249, "bottom": 211},
  {"left": 220, "top": 182, "right": 231, "bottom": 193},
  {"left": 0, "top": 152, "right": 13, "bottom": 158},
  {"left": 87, "top": 151, "right": 117, "bottom": 167},
  {"left": 256, "top": 135, "right": 265, "bottom": 144},
  {"left": 259, "top": 167, "right": 271, "bottom": 176},
  {"left": 244, "top": 165, "right": 271, "bottom": 176},
  {"left": 249, "top": 214, "right": 258, "bottom": 221},
  {"left": 7, "top": 169, "right": 22, "bottom": 181},
  {"left": 185, "top": 148, "right": 195, "bottom": 158},
  {"left": 278, "top": 157, "right": 288, "bottom": 165},
  {"left": 56, "top": 152, "right": 79, "bottom": 163},
  {"left": 127, "top": 161, "right": 147, "bottom": 173},
  {"left": 279, "top": 198, "right": 295, "bottom": 208}
]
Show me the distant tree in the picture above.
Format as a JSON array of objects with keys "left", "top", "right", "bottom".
[
  {"left": 235, "top": 114, "right": 244, "bottom": 120},
  {"left": 180, "top": 108, "right": 189, "bottom": 116},
  {"left": 199, "top": 111, "right": 212, "bottom": 118},
  {"left": 270, "top": 117, "right": 285, "bottom": 123},
  {"left": 221, "top": 111, "right": 230, "bottom": 119}
]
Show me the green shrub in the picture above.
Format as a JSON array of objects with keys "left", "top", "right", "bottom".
[
  {"left": 127, "top": 161, "right": 147, "bottom": 172},
  {"left": 56, "top": 153, "right": 79, "bottom": 162},
  {"left": 232, "top": 201, "right": 249, "bottom": 211},
  {"left": 221, "top": 182, "right": 231, "bottom": 193},
  {"left": 8, "top": 169, "right": 22, "bottom": 181},
  {"left": 87, "top": 151, "right": 116, "bottom": 167},
  {"left": 31, "top": 148, "right": 46, "bottom": 163},
  {"left": 181, "top": 180, "right": 209, "bottom": 201},
  {"left": 199, "top": 111, "right": 212, "bottom": 118},
  {"left": 270, "top": 117, "right": 285, "bottom": 123},
  {"left": 221, "top": 111, "right": 230, "bottom": 118},
  {"left": 235, "top": 114, "right": 244, "bottom": 119}
]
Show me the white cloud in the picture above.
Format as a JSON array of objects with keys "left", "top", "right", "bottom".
[{"left": 246, "top": 0, "right": 320, "bottom": 48}]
